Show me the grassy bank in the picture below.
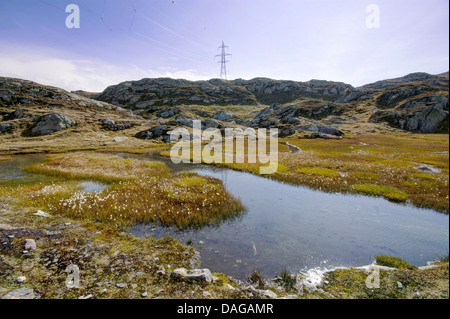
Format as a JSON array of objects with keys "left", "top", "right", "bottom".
[
  {"left": 163, "top": 133, "right": 449, "bottom": 213},
  {"left": 1, "top": 152, "right": 244, "bottom": 229}
]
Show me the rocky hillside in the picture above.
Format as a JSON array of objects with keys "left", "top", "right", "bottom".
[
  {"left": 0, "top": 71, "right": 448, "bottom": 149},
  {"left": 93, "top": 77, "right": 353, "bottom": 109},
  {"left": 92, "top": 72, "right": 448, "bottom": 135}
]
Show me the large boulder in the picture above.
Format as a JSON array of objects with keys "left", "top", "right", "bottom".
[
  {"left": 370, "top": 106, "right": 449, "bottom": 133},
  {"left": 401, "top": 107, "right": 449, "bottom": 133},
  {"left": 212, "top": 111, "right": 233, "bottom": 121},
  {"left": 99, "top": 118, "right": 132, "bottom": 131},
  {"left": 137, "top": 125, "right": 170, "bottom": 140},
  {"left": 31, "top": 113, "right": 76, "bottom": 136}
]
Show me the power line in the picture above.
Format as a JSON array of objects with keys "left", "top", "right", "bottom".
[{"left": 215, "top": 41, "right": 232, "bottom": 80}]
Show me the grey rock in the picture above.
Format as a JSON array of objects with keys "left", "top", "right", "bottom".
[
  {"left": 335, "top": 90, "right": 365, "bottom": 103},
  {"left": 402, "top": 107, "right": 448, "bottom": 133},
  {"left": 24, "top": 239, "right": 36, "bottom": 251},
  {"left": 157, "top": 107, "right": 180, "bottom": 118},
  {"left": 100, "top": 119, "right": 132, "bottom": 131},
  {"left": 31, "top": 113, "right": 76, "bottom": 136},
  {"left": 0, "top": 123, "right": 12, "bottom": 133},
  {"left": 170, "top": 268, "right": 214, "bottom": 283},
  {"left": 317, "top": 125, "right": 344, "bottom": 136},
  {"left": 212, "top": 111, "right": 233, "bottom": 121},
  {"left": 201, "top": 119, "right": 220, "bottom": 129},
  {"left": 278, "top": 294, "right": 299, "bottom": 299},
  {"left": 16, "top": 276, "right": 27, "bottom": 283},
  {"left": 115, "top": 283, "right": 127, "bottom": 288},
  {"left": 99, "top": 118, "right": 115, "bottom": 126},
  {"left": 0, "top": 93, "right": 11, "bottom": 104},
  {"left": 258, "top": 289, "right": 278, "bottom": 299},
  {"left": 33, "top": 210, "right": 52, "bottom": 217},
  {"left": 1, "top": 288, "right": 36, "bottom": 299},
  {"left": 137, "top": 125, "right": 170, "bottom": 140}
]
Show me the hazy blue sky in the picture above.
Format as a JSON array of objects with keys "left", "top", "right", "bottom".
[{"left": 0, "top": 0, "right": 448, "bottom": 91}]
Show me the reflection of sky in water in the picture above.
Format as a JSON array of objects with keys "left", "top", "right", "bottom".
[
  {"left": 78, "top": 181, "right": 108, "bottom": 193},
  {"left": 2, "top": 154, "right": 448, "bottom": 281},
  {"left": 132, "top": 158, "right": 449, "bottom": 280}
]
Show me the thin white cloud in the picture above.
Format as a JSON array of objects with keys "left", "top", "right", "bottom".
[{"left": 0, "top": 45, "right": 211, "bottom": 92}]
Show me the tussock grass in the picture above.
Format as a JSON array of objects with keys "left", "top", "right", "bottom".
[
  {"left": 24, "top": 152, "right": 170, "bottom": 183},
  {"left": 0, "top": 155, "right": 12, "bottom": 162},
  {"left": 11, "top": 152, "right": 244, "bottom": 229},
  {"left": 353, "top": 184, "right": 408, "bottom": 202},
  {"left": 350, "top": 172, "right": 380, "bottom": 180},
  {"left": 375, "top": 255, "right": 416, "bottom": 270},
  {"left": 296, "top": 167, "right": 340, "bottom": 177}
]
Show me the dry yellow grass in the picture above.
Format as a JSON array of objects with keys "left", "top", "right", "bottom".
[{"left": 3, "top": 152, "right": 244, "bottom": 228}]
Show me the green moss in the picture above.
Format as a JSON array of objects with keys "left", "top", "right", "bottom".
[
  {"left": 374, "top": 159, "right": 414, "bottom": 168},
  {"left": 375, "top": 255, "right": 416, "bottom": 270},
  {"left": 175, "top": 176, "right": 207, "bottom": 187},
  {"left": 350, "top": 172, "right": 380, "bottom": 181},
  {"left": 411, "top": 173, "right": 437, "bottom": 180},
  {"left": 213, "top": 273, "right": 236, "bottom": 288},
  {"left": 353, "top": 184, "right": 408, "bottom": 202},
  {"left": 296, "top": 167, "right": 340, "bottom": 177}
]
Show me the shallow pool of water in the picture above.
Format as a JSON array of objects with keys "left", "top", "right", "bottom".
[
  {"left": 1, "top": 153, "right": 448, "bottom": 281},
  {"left": 78, "top": 181, "right": 108, "bottom": 193},
  {"left": 130, "top": 154, "right": 449, "bottom": 280}
]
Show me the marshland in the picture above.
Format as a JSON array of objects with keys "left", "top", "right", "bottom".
[{"left": 0, "top": 66, "right": 449, "bottom": 300}]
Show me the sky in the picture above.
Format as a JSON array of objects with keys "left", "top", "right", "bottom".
[{"left": 0, "top": 0, "right": 448, "bottom": 92}]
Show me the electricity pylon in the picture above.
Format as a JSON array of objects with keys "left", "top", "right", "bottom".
[{"left": 215, "top": 41, "right": 232, "bottom": 80}]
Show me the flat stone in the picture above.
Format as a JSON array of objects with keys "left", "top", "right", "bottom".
[
  {"left": 1, "top": 288, "right": 36, "bottom": 299},
  {"left": 33, "top": 210, "right": 52, "bottom": 218},
  {"left": 170, "top": 268, "right": 214, "bottom": 283},
  {"left": 258, "top": 289, "right": 278, "bottom": 299}
]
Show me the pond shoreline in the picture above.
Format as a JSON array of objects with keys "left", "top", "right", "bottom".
[{"left": 0, "top": 151, "right": 448, "bottom": 299}]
